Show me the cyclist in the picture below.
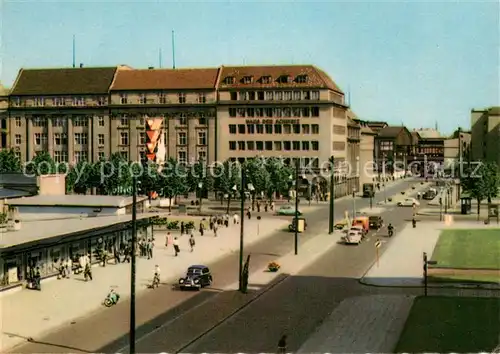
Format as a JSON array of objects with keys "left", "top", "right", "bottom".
[
  {"left": 387, "top": 223, "right": 394, "bottom": 237},
  {"left": 152, "top": 265, "right": 160, "bottom": 288}
]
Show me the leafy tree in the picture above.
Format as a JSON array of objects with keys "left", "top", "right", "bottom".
[
  {"left": 138, "top": 161, "right": 161, "bottom": 200},
  {"left": 483, "top": 162, "right": 499, "bottom": 203},
  {"left": 0, "top": 149, "right": 21, "bottom": 173},
  {"left": 213, "top": 160, "right": 241, "bottom": 213},
  {"left": 264, "top": 157, "right": 293, "bottom": 202},
  {"left": 102, "top": 153, "right": 133, "bottom": 195},
  {"left": 25, "top": 151, "right": 56, "bottom": 176},
  {"left": 157, "top": 158, "right": 188, "bottom": 211},
  {"left": 65, "top": 160, "right": 92, "bottom": 194},
  {"left": 461, "top": 164, "right": 489, "bottom": 220},
  {"left": 242, "top": 157, "right": 270, "bottom": 209},
  {"left": 186, "top": 160, "right": 214, "bottom": 210}
]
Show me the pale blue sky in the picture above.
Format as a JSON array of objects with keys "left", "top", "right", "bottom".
[{"left": 2, "top": 0, "right": 499, "bottom": 134}]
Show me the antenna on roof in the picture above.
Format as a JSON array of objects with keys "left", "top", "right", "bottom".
[
  {"left": 72, "top": 35, "right": 76, "bottom": 68},
  {"left": 171, "top": 30, "right": 176, "bottom": 69},
  {"left": 159, "top": 48, "right": 162, "bottom": 68},
  {"left": 435, "top": 120, "right": 438, "bottom": 131}
]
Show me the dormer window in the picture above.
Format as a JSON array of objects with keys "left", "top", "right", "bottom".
[
  {"left": 277, "top": 75, "right": 290, "bottom": 84},
  {"left": 296, "top": 75, "right": 308, "bottom": 83},
  {"left": 224, "top": 76, "right": 235, "bottom": 84},
  {"left": 261, "top": 76, "right": 272, "bottom": 84},
  {"left": 242, "top": 76, "right": 253, "bottom": 84}
]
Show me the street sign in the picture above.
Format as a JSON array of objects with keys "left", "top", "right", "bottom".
[{"left": 375, "top": 240, "right": 382, "bottom": 248}]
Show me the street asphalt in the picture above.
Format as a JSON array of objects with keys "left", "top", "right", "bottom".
[{"left": 11, "top": 179, "right": 424, "bottom": 354}]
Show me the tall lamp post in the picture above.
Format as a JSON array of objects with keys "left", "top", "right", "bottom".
[
  {"left": 328, "top": 156, "right": 335, "bottom": 234},
  {"left": 129, "top": 176, "right": 138, "bottom": 354},
  {"left": 352, "top": 188, "right": 357, "bottom": 218},
  {"left": 294, "top": 161, "right": 299, "bottom": 255},
  {"left": 238, "top": 172, "right": 254, "bottom": 293},
  {"left": 197, "top": 182, "right": 203, "bottom": 212}
]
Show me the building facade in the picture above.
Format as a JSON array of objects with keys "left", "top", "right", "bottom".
[
  {"left": 410, "top": 128, "right": 444, "bottom": 176},
  {"left": 374, "top": 126, "right": 413, "bottom": 177},
  {"left": 0, "top": 84, "right": 9, "bottom": 149},
  {"left": 352, "top": 118, "right": 377, "bottom": 186},
  {"left": 7, "top": 67, "right": 123, "bottom": 164},
  {"left": 109, "top": 68, "right": 219, "bottom": 164},
  {"left": 471, "top": 107, "right": 500, "bottom": 165},
  {"left": 346, "top": 111, "right": 361, "bottom": 194},
  {"left": 216, "top": 65, "right": 348, "bottom": 180}
]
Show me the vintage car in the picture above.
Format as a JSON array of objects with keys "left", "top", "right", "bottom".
[
  {"left": 397, "top": 198, "right": 420, "bottom": 207},
  {"left": 341, "top": 230, "right": 362, "bottom": 245},
  {"left": 277, "top": 205, "right": 302, "bottom": 216},
  {"left": 178, "top": 265, "right": 213, "bottom": 290},
  {"left": 368, "top": 216, "right": 383, "bottom": 230}
]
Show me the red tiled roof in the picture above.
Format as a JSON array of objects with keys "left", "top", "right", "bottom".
[
  {"left": 110, "top": 68, "right": 220, "bottom": 90},
  {"left": 218, "top": 65, "right": 343, "bottom": 93}
]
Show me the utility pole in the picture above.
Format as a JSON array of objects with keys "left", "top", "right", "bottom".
[
  {"left": 238, "top": 172, "right": 246, "bottom": 292},
  {"left": 129, "top": 177, "right": 137, "bottom": 354},
  {"left": 328, "top": 156, "right": 335, "bottom": 234},
  {"left": 294, "top": 161, "right": 299, "bottom": 255}
]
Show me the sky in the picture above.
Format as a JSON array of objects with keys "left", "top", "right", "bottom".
[{"left": 1, "top": 0, "right": 499, "bottom": 135}]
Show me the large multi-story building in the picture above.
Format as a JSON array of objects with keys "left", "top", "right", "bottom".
[
  {"left": 410, "top": 128, "right": 445, "bottom": 176},
  {"left": 374, "top": 126, "right": 413, "bottom": 175},
  {"left": 7, "top": 67, "right": 123, "bottom": 163},
  {"left": 0, "top": 84, "right": 9, "bottom": 149},
  {"left": 108, "top": 68, "right": 219, "bottom": 164},
  {"left": 471, "top": 107, "right": 500, "bottom": 165}
]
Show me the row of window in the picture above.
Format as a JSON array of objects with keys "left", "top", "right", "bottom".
[
  {"left": 228, "top": 90, "right": 320, "bottom": 101},
  {"left": 224, "top": 74, "right": 310, "bottom": 85},
  {"left": 229, "top": 123, "right": 320, "bottom": 135},
  {"left": 228, "top": 140, "right": 320, "bottom": 151},
  {"left": 12, "top": 115, "right": 209, "bottom": 128},
  {"left": 119, "top": 93, "right": 208, "bottom": 105},
  {"left": 228, "top": 107, "right": 320, "bottom": 118},
  {"left": 228, "top": 156, "right": 321, "bottom": 169},
  {"left": 11, "top": 97, "right": 107, "bottom": 107},
  {"left": 19, "top": 130, "right": 209, "bottom": 147}
]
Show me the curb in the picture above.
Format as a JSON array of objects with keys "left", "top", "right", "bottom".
[{"left": 358, "top": 277, "right": 500, "bottom": 290}]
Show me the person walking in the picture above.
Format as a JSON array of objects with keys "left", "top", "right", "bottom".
[
  {"left": 180, "top": 221, "right": 185, "bottom": 235},
  {"left": 199, "top": 222, "right": 204, "bottom": 236},
  {"left": 233, "top": 213, "right": 239, "bottom": 225},
  {"left": 189, "top": 234, "right": 196, "bottom": 252},
  {"left": 173, "top": 237, "right": 180, "bottom": 256},
  {"left": 277, "top": 335, "right": 287, "bottom": 354},
  {"left": 213, "top": 224, "right": 218, "bottom": 237},
  {"left": 84, "top": 263, "right": 92, "bottom": 281},
  {"left": 149, "top": 239, "right": 154, "bottom": 259},
  {"left": 34, "top": 267, "right": 42, "bottom": 290},
  {"left": 165, "top": 232, "right": 171, "bottom": 248},
  {"left": 66, "top": 257, "right": 72, "bottom": 278}
]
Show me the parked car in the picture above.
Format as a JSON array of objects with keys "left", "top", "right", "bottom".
[
  {"left": 397, "top": 198, "right": 420, "bottom": 207},
  {"left": 368, "top": 216, "right": 383, "bottom": 229},
  {"left": 277, "top": 205, "right": 302, "bottom": 216},
  {"left": 178, "top": 265, "right": 212, "bottom": 290}
]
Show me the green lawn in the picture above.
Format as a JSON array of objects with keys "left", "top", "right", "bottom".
[
  {"left": 428, "top": 274, "right": 500, "bottom": 284},
  {"left": 395, "top": 296, "right": 500, "bottom": 353},
  {"left": 430, "top": 229, "right": 500, "bottom": 269}
]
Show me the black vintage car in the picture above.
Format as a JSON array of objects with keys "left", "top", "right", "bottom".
[
  {"left": 369, "top": 216, "right": 383, "bottom": 230},
  {"left": 178, "top": 265, "right": 213, "bottom": 290}
]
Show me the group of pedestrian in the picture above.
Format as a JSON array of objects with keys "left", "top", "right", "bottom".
[
  {"left": 139, "top": 238, "right": 155, "bottom": 259},
  {"left": 56, "top": 257, "right": 73, "bottom": 279},
  {"left": 165, "top": 232, "right": 182, "bottom": 256}
]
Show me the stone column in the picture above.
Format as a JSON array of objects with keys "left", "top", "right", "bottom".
[
  {"left": 47, "top": 116, "right": 54, "bottom": 159},
  {"left": 207, "top": 111, "right": 216, "bottom": 163},
  {"left": 67, "top": 115, "right": 74, "bottom": 164},
  {"left": 188, "top": 112, "right": 197, "bottom": 163},
  {"left": 26, "top": 116, "right": 33, "bottom": 161}
]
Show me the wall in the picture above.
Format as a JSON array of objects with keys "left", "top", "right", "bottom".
[
  {"left": 359, "top": 133, "right": 375, "bottom": 185},
  {"left": 14, "top": 205, "right": 125, "bottom": 221},
  {"left": 38, "top": 174, "right": 66, "bottom": 195}
]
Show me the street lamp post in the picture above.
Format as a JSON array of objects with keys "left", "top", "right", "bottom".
[
  {"left": 294, "top": 161, "right": 299, "bottom": 255},
  {"left": 238, "top": 173, "right": 246, "bottom": 293},
  {"left": 198, "top": 182, "right": 203, "bottom": 212},
  {"left": 352, "top": 188, "right": 357, "bottom": 218},
  {"left": 129, "top": 176, "right": 137, "bottom": 354},
  {"left": 328, "top": 156, "right": 335, "bottom": 234}
]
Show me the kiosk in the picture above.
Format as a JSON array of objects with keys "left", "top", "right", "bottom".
[{"left": 460, "top": 194, "right": 472, "bottom": 215}]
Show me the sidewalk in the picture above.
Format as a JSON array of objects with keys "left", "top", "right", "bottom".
[
  {"left": 360, "top": 221, "right": 500, "bottom": 287},
  {"left": 0, "top": 217, "right": 289, "bottom": 352}
]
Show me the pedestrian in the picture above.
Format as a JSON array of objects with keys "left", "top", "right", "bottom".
[
  {"left": 124, "top": 246, "right": 131, "bottom": 263},
  {"left": 233, "top": 213, "right": 239, "bottom": 225},
  {"left": 149, "top": 239, "right": 154, "bottom": 259},
  {"left": 84, "top": 263, "right": 93, "bottom": 281},
  {"left": 257, "top": 201, "right": 261, "bottom": 212},
  {"left": 246, "top": 208, "right": 251, "bottom": 220},
  {"left": 66, "top": 257, "right": 72, "bottom": 278},
  {"left": 57, "top": 260, "right": 65, "bottom": 279},
  {"left": 189, "top": 234, "right": 195, "bottom": 252},
  {"left": 180, "top": 221, "right": 185, "bottom": 235},
  {"left": 277, "top": 335, "right": 287, "bottom": 354},
  {"left": 224, "top": 214, "right": 229, "bottom": 227},
  {"left": 102, "top": 250, "right": 107, "bottom": 267},
  {"left": 173, "top": 237, "right": 180, "bottom": 256},
  {"left": 34, "top": 267, "right": 41, "bottom": 290},
  {"left": 199, "top": 222, "right": 204, "bottom": 236},
  {"left": 213, "top": 224, "right": 218, "bottom": 237},
  {"left": 271, "top": 201, "right": 275, "bottom": 211},
  {"left": 264, "top": 203, "right": 268, "bottom": 212},
  {"left": 165, "top": 232, "right": 171, "bottom": 248}
]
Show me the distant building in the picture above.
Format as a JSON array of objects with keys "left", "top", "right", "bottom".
[
  {"left": 471, "top": 107, "right": 500, "bottom": 165},
  {"left": 0, "top": 84, "right": 9, "bottom": 149},
  {"left": 410, "top": 128, "right": 445, "bottom": 176},
  {"left": 351, "top": 117, "right": 377, "bottom": 186},
  {"left": 374, "top": 126, "right": 413, "bottom": 177},
  {"left": 444, "top": 131, "right": 471, "bottom": 171}
]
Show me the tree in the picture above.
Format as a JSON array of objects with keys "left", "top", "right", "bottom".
[
  {"left": 186, "top": 160, "right": 214, "bottom": 210},
  {"left": 25, "top": 152, "right": 57, "bottom": 176},
  {"left": 157, "top": 158, "right": 188, "bottom": 211},
  {"left": 461, "top": 163, "right": 495, "bottom": 220},
  {"left": 213, "top": 160, "right": 241, "bottom": 213},
  {"left": 242, "top": 157, "right": 270, "bottom": 209},
  {"left": 139, "top": 161, "right": 161, "bottom": 200},
  {"left": 102, "top": 153, "right": 133, "bottom": 195},
  {"left": 264, "top": 157, "right": 293, "bottom": 202},
  {"left": 0, "top": 149, "right": 21, "bottom": 173},
  {"left": 65, "top": 160, "right": 92, "bottom": 194},
  {"left": 483, "top": 162, "right": 499, "bottom": 203}
]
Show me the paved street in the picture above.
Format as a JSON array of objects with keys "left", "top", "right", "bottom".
[{"left": 7, "top": 178, "right": 416, "bottom": 353}]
